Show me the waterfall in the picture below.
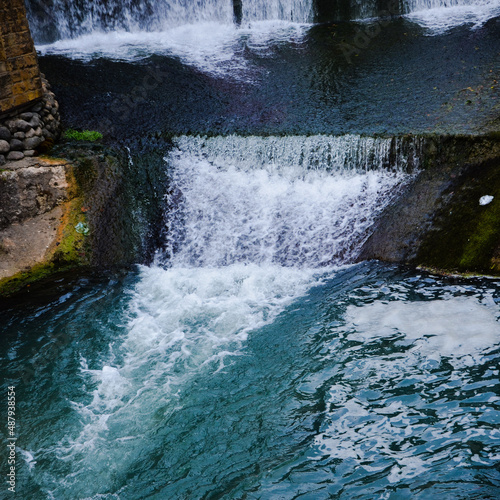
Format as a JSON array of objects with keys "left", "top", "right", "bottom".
[
  {"left": 28, "top": 0, "right": 500, "bottom": 45},
  {"left": 26, "top": 0, "right": 313, "bottom": 44},
  {"left": 316, "top": 0, "right": 500, "bottom": 24},
  {"left": 35, "top": 134, "right": 419, "bottom": 496},
  {"left": 241, "top": 0, "right": 313, "bottom": 22},
  {"left": 27, "top": 0, "right": 234, "bottom": 43},
  {"left": 404, "top": 0, "right": 485, "bottom": 12},
  {"left": 403, "top": 0, "right": 500, "bottom": 33},
  {"left": 161, "top": 135, "right": 419, "bottom": 268}
]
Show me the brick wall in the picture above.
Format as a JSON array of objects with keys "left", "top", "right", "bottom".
[{"left": 0, "top": 0, "right": 43, "bottom": 115}]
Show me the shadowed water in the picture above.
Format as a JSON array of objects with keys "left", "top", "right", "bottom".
[{"left": 38, "top": 14, "right": 500, "bottom": 138}]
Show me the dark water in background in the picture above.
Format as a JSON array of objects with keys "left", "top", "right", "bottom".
[
  {"left": 2, "top": 2, "right": 500, "bottom": 498},
  {"left": 38, "top": 16, "right": 500, "bottom": 139}
]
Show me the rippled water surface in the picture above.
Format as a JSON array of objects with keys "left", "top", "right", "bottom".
[
  {"left": 3, "top": 2, "right": 500, "bottom": 498},
  {"left": 1, "top": 263, "right": 500, "bottom": 499},
  {"left": 2, "top": 134, "right": 500, "bottom": 498},
  {"left": 38, "top": 12, "right": 500, "bottom": 138}
]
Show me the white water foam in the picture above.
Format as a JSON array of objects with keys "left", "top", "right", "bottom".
[
  {"left": 37, "top": 134, "right": 418, "bottom": 496},
  {"left": 313, "top": 295, "right": 500, "bottom": 482},
  {"left": 348, "top": 0, "right": 500, "bottom": 33},
  {"left": 164, "top": 135, "right": 416, "bottom": 267},
  {"left": 345, "top": 296, "right": 500, "bottom": 367},
  {"left": 405, "top": 0, "right": 500, "bottom": 34},
  {"left": 44, "top": 263, "right": 325, "bottom": 497},
  {"left": 36, "top": 21, "right": 309, "bottom": 78}
]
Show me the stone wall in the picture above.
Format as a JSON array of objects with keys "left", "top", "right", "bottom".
[
  {"left": 0, "top": 0, "right": 43, "bottom": 114},
  {"left": 0, "top": 0, "right": 61, "bottom": 164},
  {"left": 0, "top": 75, "right": 61, "bottom": 164}
]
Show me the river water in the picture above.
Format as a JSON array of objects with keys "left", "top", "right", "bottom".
[{"left": 2, "top": 1, "right": 500, "bottom": 498}]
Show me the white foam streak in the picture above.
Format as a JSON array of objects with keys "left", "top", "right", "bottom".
[
  {"left": 405, "top": 0, "right": 500, "bottom": 33},
  {"left": 51, "top": 263, "right": 324, "bottom": 486},
  {"left": 36, "top": 21, "right": 309, "bottom": 77},
  {"left": 314, "top": 295, "right": 500, "bottom": 481},
  {"left": 346, "top": 297, "right": 500, "bottom": 366}
]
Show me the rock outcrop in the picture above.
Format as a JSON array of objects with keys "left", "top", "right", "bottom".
[
  {"left": 0, "top": 141, "right": 168, "bottom": 297},
  {"left": 359, "top": 134, "right": 500, "bottom": 275}
]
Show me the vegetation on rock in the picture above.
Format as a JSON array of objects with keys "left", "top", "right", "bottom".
[{"left": 63, "top": 129, "right": 103, "bottom": 142}]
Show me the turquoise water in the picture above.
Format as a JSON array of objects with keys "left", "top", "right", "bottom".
[
  {"left": 2, "top": 135, "right": 500, "bottom": 499},
  {"left": 1, "top": 263, "right": 500, "bottom": 498},
  {"left": 4, "top": 2, "right": 500, "bottom": 497}
]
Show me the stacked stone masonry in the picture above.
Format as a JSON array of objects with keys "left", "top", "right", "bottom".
[
  {"left": 0, "top": 76, "right": 61, "bottom": 164},
  {"left": 0, "top": 0, "right": 43, "bottom": 113}
]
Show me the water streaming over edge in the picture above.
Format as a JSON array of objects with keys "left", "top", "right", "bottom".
[
  {"left": 30, "top": 0, "right": 500, "bottom": 68},
  {"left": 10, "top": 134, "right": 423, "bottom": 497}
]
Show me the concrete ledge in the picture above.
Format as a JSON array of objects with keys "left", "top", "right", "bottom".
[{"left": 0, "top": 156, "right": 71, "bottom": 229}]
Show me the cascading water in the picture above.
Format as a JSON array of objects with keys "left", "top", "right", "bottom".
[
  {"left": 404, "top": 0, "right": 500, "bottom": 33},
  {"left": 26, "top": 0, "right": 313, "bottom": 44},
  {"left": 324, "top": 0, "right": 500, "bottom": 17},
  {"left": 340, "top": 0, "right": 500, "bottom": 33},
  {"left": 241, "top": 0, "right": 313, "bottom": 22},
  {"left": 14, "top": 135, "right": 415, "bottom": 497},
  {"left": 405, "top": 0, "right": 490, "bottom": 11},
  {"left": 5, "top": 1, "right": 500, "bottom": 498},
  {"left": 5, "top": 134, "right": 500, "bottom": 499},
  {"left": 162, "top": 135, "right": 418, "bottom": 267},
  {"left": 26, "top": 0, "right": 234, "bottom": 42}
]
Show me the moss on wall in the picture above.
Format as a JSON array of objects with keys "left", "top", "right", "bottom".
[
  {"left": 0, "top": 139, "right": 169, "bottom": 297},
  {"left": 417, "top": 156, "right": 500, "bottom": 274}
]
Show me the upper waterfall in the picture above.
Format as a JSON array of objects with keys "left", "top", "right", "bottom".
[
  {"left": 28, "top": 0, "right": 500, "bottom": 46},
  {"left": 26, "top": 0, "right": 313, "bottom": 44},
  {"left": 316, "top": 0, "right": 500, "bottom": 28}
]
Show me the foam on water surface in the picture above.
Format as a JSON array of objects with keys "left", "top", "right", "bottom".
[
  {"left": 406, "top": 0, "right": 500, "bottom": 34},
  {"left": 33, "top": 0, "right": 500, "bottom": 77},
  {"left": 36, "top": 20, "right": 309, "bottom": 78},
  {"left": 40, "top": 263, "right": 327, "bottom": 496},
  {"left": 311, "top": 290, "right": 500, "bottom": 492},
  {"left": 346, "top": 296, "right": 500, "bottom": 365}
]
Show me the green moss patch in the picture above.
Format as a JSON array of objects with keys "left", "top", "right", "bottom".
[
  {"left": 63, "top": 129, "right": 103, "bottom": 142},
  {"left": 0, "top": 194, "right": 91, "bottom": 298},
  {"left": 0, "top": 262, "right": 63, "bottom": 297}
]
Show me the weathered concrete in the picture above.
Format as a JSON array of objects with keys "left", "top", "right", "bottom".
[
  {"left": 0, "top": 156, "right": 71, "bottom": 229},
  {"left": 0, "top": 205, "right": 62, "bottom": 279}
]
